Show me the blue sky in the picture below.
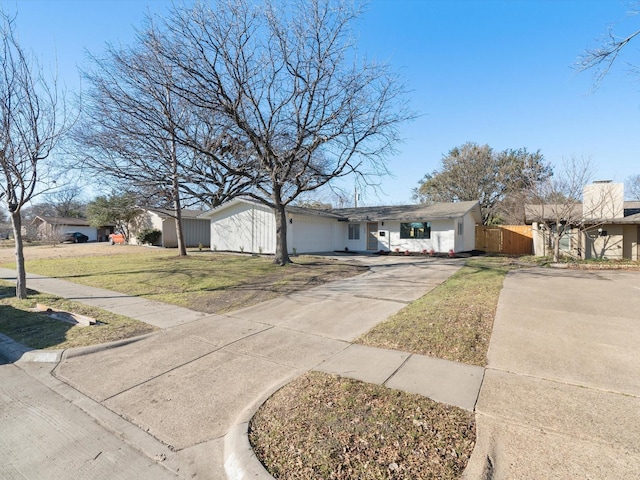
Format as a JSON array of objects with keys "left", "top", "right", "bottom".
[{"left": 3, "top": 0, "right": 639, "bottom": 205}]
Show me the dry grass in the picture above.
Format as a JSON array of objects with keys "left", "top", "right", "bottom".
[
  {"left": 356, "top": 256, "right": 517, "bottom": 366},
  {"left": 250, "top": 372, "right": 476, "bottom": 480},
  {"left": 0, "top": 244, "right": 365, "bottom": 349},
  {"left": 1, "top": 244, "right": 367, "bottom": 314},
  {"left": 0, "top": 282, "right": 157, "bottom": 350}
]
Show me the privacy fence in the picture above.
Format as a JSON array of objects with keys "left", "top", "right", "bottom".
[{"left": 475, "top": 225, "right": 533, "bottom": 255}]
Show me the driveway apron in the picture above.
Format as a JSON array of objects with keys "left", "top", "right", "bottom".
[
  {"left": 48, "top": 256, "right": 464, "bottom": 477},
  {"left": 464, "top": 268, "right": 640, "bottom": 479}
]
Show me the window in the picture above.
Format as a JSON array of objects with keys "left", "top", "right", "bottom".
[
  {"left": 348, "top": 223, "right": 360, "bottom": 240},
  {"left": 400, "top": 222, "right": 431, "bottom": 239},
  {"left": 458, "top": 221, "right": 464, "bottom": 236}
]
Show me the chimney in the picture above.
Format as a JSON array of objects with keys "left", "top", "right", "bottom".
[{"left": 583, "top": 181, "right": 624, "bottom": 220}]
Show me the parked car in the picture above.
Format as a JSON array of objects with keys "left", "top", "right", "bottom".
[
  {"left": 62, "top": 232, "right": 89, "bottom": 243},
  {"left": 108, "top": 232, "right": 126, "bottom": 245}
]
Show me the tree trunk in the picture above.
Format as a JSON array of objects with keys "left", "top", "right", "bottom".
[
  {"left": 10, "top": 211, "right": 27, "bottom": 299},
  {"left": 553, "top": 233, "right": 560, "bottom": 263},
  {"left": 170, "top": 128, "right": 187, "bottom": 256},
  {"left": 273, "top": 203, "right": 290, "bottom": 266},
  {"left": 173, "top": 189, "right": 187, "bottom": 256},
  {"left": 175, "top": 212, "right": 187, "bottom": 256}
]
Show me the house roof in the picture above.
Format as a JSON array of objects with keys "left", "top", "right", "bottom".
[
  {"left": 147, "top": 208, "right": 207, "bottom": 219},
  {"left": 199, "top": 198, "right": 345, "bottom": 220},
  {"left": 33, "top": 216, "right": 91, "bottom": 227},
  {"left": 524, "top": 204, "right": 582, "bottom": 223},
  {"left": 200, "top": 197, "right": 483, "bottom": 224},
  {"left": 330, "top": 201, "right": 482, "bottom": 222}
]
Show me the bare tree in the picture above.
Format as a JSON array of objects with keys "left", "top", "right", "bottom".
[
  {"left": 526, "top": 157, "right": 595, "bottom": 262},
  {"left": 576, "top": 4, "right": 640, "bottom": 87},
  {"left": 153, "top": 0, "right": 412, "bottom": 265},
  {"left": 43, "top": 184, "right": 85, "bottom": 218},
  {"left": 0, "top": 14, "right": 68, "bottom": 298},
  {"left": 76, "top": 21, "right": 252, "bottom": 256}
]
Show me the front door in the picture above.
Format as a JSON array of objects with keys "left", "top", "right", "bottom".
[{"left": 367, "top": 222, "right": 378, "bottom": 250}]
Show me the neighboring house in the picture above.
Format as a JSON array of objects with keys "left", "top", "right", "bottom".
[
  {"left": 31, "top": 216, "right": 108, "bottom": 242},
  {"left": 526, "top": 181, "right": 640, "bottom": 260},
  {"left": 131, "top": 209, "right": 210, "bottom": 248},
  {"left": 200, "top": 198, "right": 482, "bottom": 255}
]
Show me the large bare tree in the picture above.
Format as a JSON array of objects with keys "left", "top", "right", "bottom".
[
  {"left": 0, "top": 14, "right": 68, "bottom": 298},
  {"left": 77, "top": 23, "right": 251, "bottom": 256},
  {"left": 152, "top": 0, "right": 412, "bottom": 265}
]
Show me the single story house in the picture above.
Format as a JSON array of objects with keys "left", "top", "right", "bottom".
[
  {"left": 200, "top": 198, "right": 482, "bottom": 255},
  {"left": 526, "top": 181, "right": 640, "bottom": 260},
  {"left": 130, "top": 209, "right": 211, "bottom": 248},
  {"left": 31, "top": 216, "right": 110, "bottom": 242}
]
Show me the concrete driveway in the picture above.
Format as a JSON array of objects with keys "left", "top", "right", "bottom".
[{"left": 464, "top": 267, "right": 640, "bottom": 479}]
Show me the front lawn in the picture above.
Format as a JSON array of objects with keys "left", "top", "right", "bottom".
[{"left": 5, "top": 249, "right": 367, "bottom": 314}]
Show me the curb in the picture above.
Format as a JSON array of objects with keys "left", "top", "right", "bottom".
[
  {"left": 0, "top": 333, "right": 63, "bottom": 363},
  {"left": 61, "top": 332, "right": 158, "bottom": 359},
  {"left": 0, "top": 332, "right": 159, "bottom": 364},
  {"left": 223, "top": 374, "right": 301, "bottom": 480}
]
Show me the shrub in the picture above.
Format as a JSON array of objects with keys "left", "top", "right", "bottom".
[{"left": 136, "top": 228, "right": 161, "bottom": 245}]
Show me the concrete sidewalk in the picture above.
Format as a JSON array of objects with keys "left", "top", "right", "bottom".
[
  {"left": 463, "top": 267, "right": 640, "bottom": 479},
  {"left": 0, "top": 256, "right": 484, "bottom": 479}
]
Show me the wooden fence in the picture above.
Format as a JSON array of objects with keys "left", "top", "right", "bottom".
[{"left": 475, "top": 225, "right": 533, "bottom": 255}]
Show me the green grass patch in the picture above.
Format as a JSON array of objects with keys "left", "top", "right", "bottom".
[
  {"left": 250, "top": 372, "right": 475, "bottom": 480},
  {"left": 0, "top": 282, "right": 157, "bottom": 350},
  {"left": 357, "top": 256, "right": 518, "bottom": 366}
]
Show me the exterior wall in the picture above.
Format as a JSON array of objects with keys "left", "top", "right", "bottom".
[
  {"left": 288, "top": 214, "right": 339, "bottom": 253},
  {"left": 129, "top": 212, "right": 160, "bottom": 245},
  {"left": 381, "top": 219, "right": 455, "bottom": 253},
  {"left": 210, "top": 202, "right": 276, "bottom": 254},
  {"left": 455, "top": 214, "right": 477, "bottom": 252},
  {"left": 531, "top": 222, "right": 545, "bottom": 256},
  {"left": 622, "top": 225, "right": 638, "bottom": 261},
  {"left": 131, "top": 212, "right": 211, "bottom": 248},
  {"left": 584, "top": 224, "right": 624, "bottom": 260},
  {"left": 532, "top": 223, "right": 583, "bottom": 258},
  {"left": 343, "top": 222, "right": 366, "bottom": 252},
  {"left": 207, "top": 201, "right": 477, "bottom": 255},
  {"left": 181, "top": 219, "right": 211, "bottom": 248},
  {"left": 159, "top": 215, "right": 177, "bottom": 247}
]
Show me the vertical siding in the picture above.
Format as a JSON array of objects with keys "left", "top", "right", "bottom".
[
  {"left": 209, "top": 202, "right": 276, "bottom": 254},
  {"left": 182, "top": 219, "right": 211, "bottom": 247}
]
